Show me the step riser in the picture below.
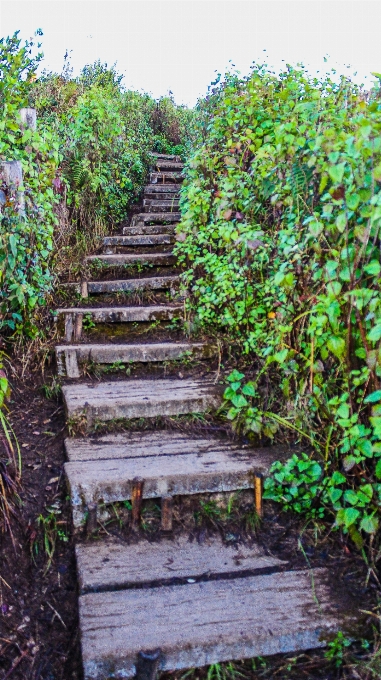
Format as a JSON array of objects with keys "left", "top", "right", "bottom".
[
  {"left": 131, "top": 213, "right": 181, "bottom": 226},
  {"left": 154, "top": 162, "right": 184, "bottom": 171},
  {"left": 62, "top": 276, "right": 179, "bottom": 296},
  {"left": 56, "top": 306, "right": 183, "bottom": 342},
  {"left": 143, "top": 200, "right": 180, "bottom": 213},
  {"left": 150, "top": 172, "right": 183, "bottom": 184},
  {"left": 144, "top": 186, "right": 180, "bottom": 196},
  {"left": 67, "top": 464, "right": 257, "bottom": 527},
  {"left": 56, "top": 343, "right": 213, "bottom": 377},
  {"left": 100, "top": 252, "right": 175, "bottom": 263},
  {"left": 122, "top": 225, "right": 177, "bottom": 236},
  {"left": 102, "top": 235, "right": 174, "bottom": 247},
  {"left": 152, "top": 154, "right": 181, "bottom": 162}
]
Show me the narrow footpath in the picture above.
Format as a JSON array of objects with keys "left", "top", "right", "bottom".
[{"left": 54, "top": 155, "right": 349, "bottom": 680}]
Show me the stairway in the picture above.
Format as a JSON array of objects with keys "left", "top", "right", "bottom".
[{"left": 55, "top": 153, "right": 349, "bottom": 679}]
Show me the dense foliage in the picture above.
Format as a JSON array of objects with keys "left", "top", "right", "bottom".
[
  {"left": 176, "top": 65, "right": 381, "bottom": 542},
  {"left": 0, "top": 33, "right": 194, "bottom": 334}
]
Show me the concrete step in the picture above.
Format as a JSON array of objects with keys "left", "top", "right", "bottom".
[
  {"left": 144, "top": 200, "right": 180, "bottom": 213},
  {"left": 56, "top": 342, "right": 214, "bottom": 377},
  {"left": 122, "top": 224, "right": 177, "bottom": 236},
  {"left": 64, "top": 432, "right": 282, "bottom": 526},
  {"left": 56, "top": 305, "right": 183, "bottom": 342},
  {"left": 62, "top": 378, "right": 220, "bottom": 428},
  {"left": 62, "top": 275, "right": 179, "bottom": 296},
  {"left": 76, "top": 536, "right": 286, "bottom": 592},
  {"left": 150, "top": 172, "right": 183, "bottom": 184},
  {"left": 79, "top": 567, "right": 344, "bottom": 680},
  {"left": 131, "top": 212, "right": 181, "bottom": 227},
  {"left": 102, "top": 234, "right": 174, "bottom": 250},
  {"left": 86, "top": 253, "right": 175, "bottom": 266}
]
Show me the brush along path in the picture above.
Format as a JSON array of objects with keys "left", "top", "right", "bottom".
[{"left": 55, "top": 154, "right": 350, "bottom": 680}]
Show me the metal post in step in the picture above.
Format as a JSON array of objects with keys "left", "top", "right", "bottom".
[
  {"left": 136, "top": 649, "right": 161, "bottom": 680},
  {"left": 254, "top": 472, "right": 263, "bottom": 518},
  {"left": 86, "top": 502, "right": 98, "bottom": 536},
  {"left": 131, "top": 477, "right": 144, "bottom": 530},
  {"left": 161, "top": 495, "right": 173, "bottom": 531}
]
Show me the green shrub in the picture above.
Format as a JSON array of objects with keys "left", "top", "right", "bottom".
[{"left": 176, "top": 64, "right": 381, "bottom": 539}]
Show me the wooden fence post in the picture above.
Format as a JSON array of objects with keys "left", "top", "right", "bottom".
[
  {"left": 0, "top": 160, "right": 25, "bottom": 217},
  {"left": 19, "top": 107, "right": 37, "bottom": 131}
]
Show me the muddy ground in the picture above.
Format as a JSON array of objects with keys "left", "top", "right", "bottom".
[{"left": 0, "top": 361, "right": 380, "bottom": 680}]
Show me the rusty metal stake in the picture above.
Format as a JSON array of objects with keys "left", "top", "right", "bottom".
[
  {"left": 86, "top": 502, "right": 98, "bottom": 535},
  {"left": 131, "top": 477, "right": 144, "bottom": 530},
  {"left": 136, "top": 649, "right": 161, "bottom": 680},
  {"left": 254, "top": 472, "right": 264, "bottom": 518},
  {"left": 161, "top": 495, "right": 173, "bottom": 531}
]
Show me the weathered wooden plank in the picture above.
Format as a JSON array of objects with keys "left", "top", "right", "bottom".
[
  {"left": 86, "top": 253, "right": 175, "bottom": 265},
  {"left": 131, "top": 212, "right": 181, "bottom": 226},
  {"left": 64, "top": 434, "right": 283, "bottom": 526},
  {"left": 55, "top": 305, "right": 182, "bottom": 325},
  {"left": 64, "top": 431, "right": 278, "bottom": 462},
  {"left": 76, "top": 536, "right": 286, "bottom": 592},
  {"left": 62, "top": 377, "right": 220, "bottom": 424},
  {"left": 79, "top": 568, "right": 343, "bottom": 680},
  {"left": 56, "top": 342, "right": 214, "bottom": 375}
]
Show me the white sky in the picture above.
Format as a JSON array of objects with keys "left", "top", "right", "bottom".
[{"left": 1, "top": 1, "right": 381, "bottom": 105}]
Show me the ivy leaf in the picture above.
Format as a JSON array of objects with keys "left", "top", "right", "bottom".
[
  {"left": 231, "top": 394, "right": 248, "bottom": 408},
  {"left": 327, "top": 335, "right": 345, "bottom": 359},
  {"left": 242, "top": 382, "right": 256, "bottom": 396},
  {"left": 364, "top": 261, "right": 381, "bottom": 276},
  {"left": 364, "top": 390, "right": 381, "bottom": 404},
  {"left": 328, "top": 163, "right": 346, "bottom": 184},
  {"left": 360, "top": 514, "right": 379, "bottom": 534},
  {"left": 367, "top": 324, "right": 381, "bottom": 343}
]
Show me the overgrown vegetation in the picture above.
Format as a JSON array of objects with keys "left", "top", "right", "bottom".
[
  {"left": 176, "top": 64, "right": 381, "bottom": 547},
  {"left": 0, "top": 30, "right": 193, "bottom": 535}
]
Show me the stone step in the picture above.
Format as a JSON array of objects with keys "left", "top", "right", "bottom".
[
  {"left": 62, "top": 275, "right": 179, "bottom": 296},
  {"left": 64, "top": 432, "right": 283, "bottom": 526},
  {"left": 62, "top": 378, "right": 220, "bottom": 428},
  {"left": 144, "top": 200, "right": 180, "bottom": 213},
  {"left": 86, "top": 253, "right": 175, "bottom": 266},
  {"left": 56, "top": 342, "right": 214, "bottom": 377},
  {"left": 102, "top": 234, "right": 174, "bottom": 249},
  {"left": 76, "top": 536, "right": 286, "bottom": 593},
  {"left": 131, "top": 212, "right": 181, "bottom": 226},
  {"left": 122, "top": 224, "right": 177, "bottom": 236},
  {"left": 55, "top": 305, "right": 183, "bottom": 342},
  {"left": 155, "top": 161, "right": 184, "bottom": 171},
  {"left": 150, "top": 172, "right": 183, "bottom": 184},
  {"left": 79, "top": 568, "right": 344, "bottom": 680}
]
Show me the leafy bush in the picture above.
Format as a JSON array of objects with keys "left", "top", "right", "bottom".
[
  {"left": 176, "top": 64, "right": 381, "bottom": 539},
  {"left": 0, "top": 31, "right": 59, "bottom": 333}
]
